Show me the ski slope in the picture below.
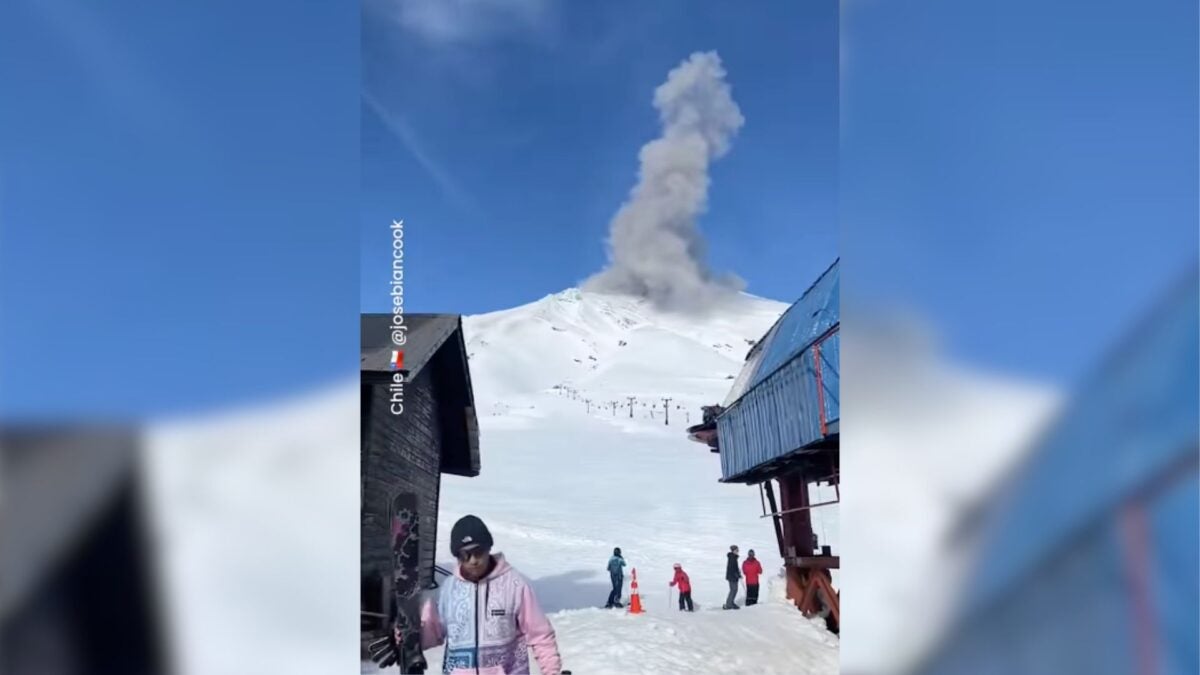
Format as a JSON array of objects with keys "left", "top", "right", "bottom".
[{"left": 380, "top": 288, "right": 841, "bottom": 673}]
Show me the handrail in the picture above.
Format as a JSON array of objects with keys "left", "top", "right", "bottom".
[
  {"left": 759, "top": 498, "right": 841, "bottom": 518},
  {"left": 428, "top": 564, "right": 453, "bottom": 589}
]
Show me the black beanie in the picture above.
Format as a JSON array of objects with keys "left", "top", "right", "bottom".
[{"left": 450, "top": 515, "right": 493, "bottom": 557}]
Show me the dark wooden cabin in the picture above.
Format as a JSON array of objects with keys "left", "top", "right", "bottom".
[
  {"left": 1, "top": 428, "right": 167, "bottom": 675},
  {"left": 360, "top": 313, "right": 480, "bottom": 642}
]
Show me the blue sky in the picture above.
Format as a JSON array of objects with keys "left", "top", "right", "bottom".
[
  {"left": 2, "top": 0, "right": 1193, "bottom": 418},
  {"left": 361, "top": 0, "right": 839, "bottom": 316},
  {"left": 841, "top": 0, "right": 1197, "bottom": 383},
  {"left": 0, "top": 0, "right": 358, "bottom": 418}
]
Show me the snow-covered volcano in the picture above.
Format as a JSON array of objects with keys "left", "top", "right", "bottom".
[{"left": 464, "top": 287, "right": 787, "bottom": 410}]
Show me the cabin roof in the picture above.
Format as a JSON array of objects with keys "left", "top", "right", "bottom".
[{"left": 361, "top": 313, "right": 481, "bottom": 477}]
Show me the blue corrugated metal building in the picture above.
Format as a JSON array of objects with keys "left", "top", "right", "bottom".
[
  {"left": 717, "top": 258, "right": 839, "bottom": 483},
  {"left": 703, "top": 259, "right": 840, "bottom": 629},
  {"left": 916, "top": 269, "right": 1198, "bottom": 675}
]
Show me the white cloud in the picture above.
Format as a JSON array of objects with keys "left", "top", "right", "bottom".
[{"left": 390, "top": 0, "right": 555, "bottom": 45}]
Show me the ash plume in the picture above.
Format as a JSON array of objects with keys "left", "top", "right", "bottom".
[{"left": 584, "top": 51, "right": 746, "bottom": 312}]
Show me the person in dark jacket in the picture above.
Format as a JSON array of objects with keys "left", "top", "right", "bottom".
[
  {"left": 742, "top": 549, "right": 764, "bottom": 606},
  {"left": 605, "top": 547, "right": 626, "bottom": 608},
  {"left": 723, "top": 545, "right": 741, "bottom": 610}
]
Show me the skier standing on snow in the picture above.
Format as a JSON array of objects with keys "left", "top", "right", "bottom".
[
  {"left": 723, "top": 545, "right": 742, "bottom": 610},
  {"left": 605, "top": 547, "right": 626, "bottom": 609},
  {"left": 405, "top": 515, "right": 564, "bottom": 675},
  {"left": 669, "top": 563, "right": 694, "bottom": 612},
  {"left": 742, "top": 549, "right": 764, "bottom": 606}
]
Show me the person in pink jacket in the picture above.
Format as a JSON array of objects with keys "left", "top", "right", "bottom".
[{"left": 404, "top": 515, "right": 564, "bottom": 675}]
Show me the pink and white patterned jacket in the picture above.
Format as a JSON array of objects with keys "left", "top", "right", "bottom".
[{"left": 420, "top": 554, "right": 562, "bottom": 675}]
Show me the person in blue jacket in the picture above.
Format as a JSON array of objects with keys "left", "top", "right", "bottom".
[{"left": 605, "top": 547, "right": 627, "bottom": 608}]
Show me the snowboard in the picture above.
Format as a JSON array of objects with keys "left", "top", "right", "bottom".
[{"left": 368, "top": 493, "right": 428, "bottom": 674}]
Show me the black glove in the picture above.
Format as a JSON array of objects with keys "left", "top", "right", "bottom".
[
  {"left": 366, "top": 633, "right": 428, "bottom": 673},
  {"left": 367, "top": 634, "right": 398, "bottom": 669}
]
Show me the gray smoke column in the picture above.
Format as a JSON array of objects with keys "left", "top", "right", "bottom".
[{"left": 584, "top": 51, "right": 746, "bottom": 312}]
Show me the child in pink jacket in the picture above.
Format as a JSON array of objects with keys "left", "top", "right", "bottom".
[{"left": 409, "top": 516, "right": 564, "bottom": 675}]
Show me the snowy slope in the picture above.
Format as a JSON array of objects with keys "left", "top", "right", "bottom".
[
  {"left": 408, "top": 582, "right": 839, "bottom": 675},
  {"left": 145, "top": 384, "right": 361, "bottom": 675},
  {"left": 396, "top": 287, "right": 842, "bottom": 673},
  {"left": 465, "top": 287, "right": 787, "bottom": 410}
]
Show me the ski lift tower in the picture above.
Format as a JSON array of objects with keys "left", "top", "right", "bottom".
[{"left": 687, "top": 260, "right": 840, "bottom": 632}]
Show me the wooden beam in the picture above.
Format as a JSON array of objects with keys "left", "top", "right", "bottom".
[
  {"left": 787, "top": 555, "right": 840, "bottom": 570},
  {"left": 760, "top": 497, "right": 841, "bottom": 518},
  {"left": 763, "top": 479, "right": 785, "bottom": 559}
]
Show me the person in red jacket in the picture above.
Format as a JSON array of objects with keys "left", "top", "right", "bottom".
[
  {"left": 669, "top": 563, "right": 694, "bottom": 612},
  {"left": 742, "top": 550, "right": 764, "bottom": 606}
]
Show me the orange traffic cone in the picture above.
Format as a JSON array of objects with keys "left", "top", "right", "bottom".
[{"left": 628, "top": 568, "right": 644, "bottom": 614}]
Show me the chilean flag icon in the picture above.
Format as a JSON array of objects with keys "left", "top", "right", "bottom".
[{"left": 391, "top": 350, "right": 404, "bottom": 369}]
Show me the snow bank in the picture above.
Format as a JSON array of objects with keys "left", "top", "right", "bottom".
[
  {"left": 362, "top": 599, "right": 838, "bottom": 675},
  {"left": 145, "top": 383, "right": 361, "bottom": 675}
]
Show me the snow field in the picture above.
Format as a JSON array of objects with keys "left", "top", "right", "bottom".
[{"left": 377, "top": 288, "right": 841, "bottom": 674}]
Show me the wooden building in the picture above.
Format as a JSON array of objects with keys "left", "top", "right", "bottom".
[{"left": 360, "top": 313, "right": 480, "bottom": 643}]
